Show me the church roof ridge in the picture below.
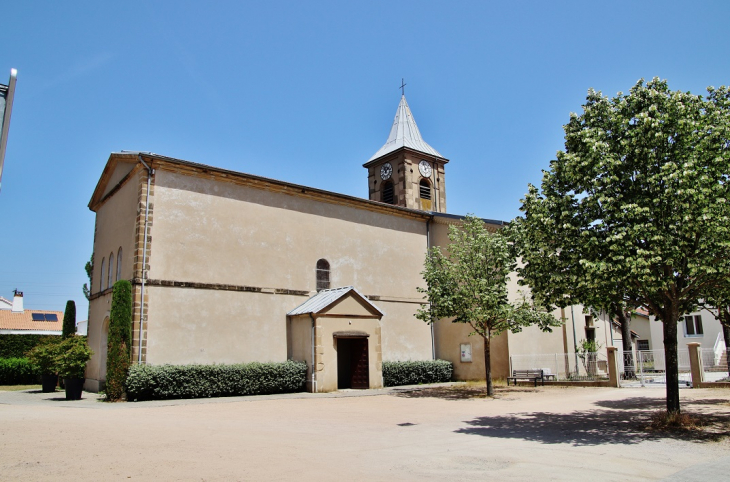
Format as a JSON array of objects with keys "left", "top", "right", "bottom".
[
  {"left": 367, "top": 95, "right": 445, "bottom": 163},
  {"left": 90, "top": 152, "right": 434, "bottom": 222}
]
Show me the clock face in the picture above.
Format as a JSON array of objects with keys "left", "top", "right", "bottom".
[
  {"left": 418, "top": 160, "right": 432, "bottom": 178},
  {"left": 380, "top": 162, "right": 393, "bottom": 180}
]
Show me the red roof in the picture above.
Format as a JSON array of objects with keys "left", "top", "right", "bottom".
[{"left": 0, "top": 310, "right": 64, "bottom": 332}]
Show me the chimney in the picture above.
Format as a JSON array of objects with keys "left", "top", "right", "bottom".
[{"left": 11, "top": 289, "right": 23, "bottom": 313}]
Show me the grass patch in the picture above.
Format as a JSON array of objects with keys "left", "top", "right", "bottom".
[
  {"left": 0, "top": 384, "right": 42, "bottom": 391},
  {"left": 648, "top": 410, "right": 704, "bottom": 432}
]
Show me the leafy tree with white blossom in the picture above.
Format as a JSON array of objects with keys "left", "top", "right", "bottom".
[{"left": 510, "top": 78, "right": 730, "bottom": 414}]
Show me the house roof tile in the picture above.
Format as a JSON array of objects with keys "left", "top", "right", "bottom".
[{"left": 0, "top": 310, "right": 64, "bottom": 332}]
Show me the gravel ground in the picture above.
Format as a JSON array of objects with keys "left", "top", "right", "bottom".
[{"left": 0, "top": 385, "right": 728, "bottom": 481}]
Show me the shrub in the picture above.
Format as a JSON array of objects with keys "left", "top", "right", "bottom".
[
  {"left": 125, "top": 360, "right": 307, "bottom": 401},
  {"left": 0, "top": 334, "right": 56, "bottom": 358},
  {"left": 382, "top": 360, "right": 453, "bottom": 387},
  {"left": 26, "top": 338, "right": 62, "bottom": 374},
  {"left": 105, "top": 280, "right": 132, "bottom": 401},
  {"left": 55, "top": 337, "right": 93, "bottom": 379},
  {"left": 0, "top": 358, "right": 39, "bottom": 385},
  {"left": 62, "top": 300, "right": 76, "bottom": 339}
]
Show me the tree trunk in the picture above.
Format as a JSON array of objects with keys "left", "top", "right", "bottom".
[
  {"left": 661, "top": 307, "right": 681, "bottom": 414},
  {"left": 483, "top": 335, "right": 493, "bottom": 396},
  {"left": 616, "top": 308, "right": 635, "bottom": 379}
]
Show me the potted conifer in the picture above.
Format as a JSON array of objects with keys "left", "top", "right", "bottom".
[
  {"left": 26, "top": 338, "right": 61, "bottom": 393},
  {"left": 56, "top": 337, "right": 93, "bottom": 400}
]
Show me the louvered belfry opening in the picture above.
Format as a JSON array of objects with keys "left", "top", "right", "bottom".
[
  {"left": 419, "top": 179, "right": 431, "bottom": 200},
  {"left": 316, "top": 259, "right": 330, "bottom": 291},
  {"left": 382, "top": 181, "right": 394, "bottom": 204}
]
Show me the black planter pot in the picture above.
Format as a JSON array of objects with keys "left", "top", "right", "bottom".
[
  {"left": 63, "top": 378, "right": 85, "bottom": 400},
  {"left": 41, "top": 373, "right": 58, "bottom": 393}
]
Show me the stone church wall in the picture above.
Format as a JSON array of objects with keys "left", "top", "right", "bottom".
[
  {"left": 141, "top": 169, "right": 433, "bottom": 365},
  {"left": 86, "top": 167, "right": 143, "bottom": 390}
]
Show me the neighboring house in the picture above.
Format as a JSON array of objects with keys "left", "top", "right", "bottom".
[
  {"left": 85, "top": 94, "right": 568, "bottom": 392},
  {"left": 0, "top": 296, "right": 12, "bottom": 310},
  {"left": 647, "top": 308, "right": 726, "bottom": 357},
  {"left": 76, "top": 319, "right": 88, "bottom": 336},
  {"left": 0, "top": 291, "right": 63, "bottom": 335}
]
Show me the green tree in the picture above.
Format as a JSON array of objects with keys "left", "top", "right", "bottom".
[
  {"left": 62, "top": 300, "right": 76, "bottom": 339},
  {"left": 82, "top": 254, "right": 93, "bottom": 301},
  {"left": 105, "top": 279, "right": 133, "bottom": 401},
  {"left": 511, "top": 78, "right": 730, "bottom": 413},
  {"left": 416, "top": 215, "right": 560, "bottom": 396}
]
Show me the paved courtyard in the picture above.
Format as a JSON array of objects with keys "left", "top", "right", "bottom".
[{"left": 0, "top": 384, "right": 728, "bottom": 481}]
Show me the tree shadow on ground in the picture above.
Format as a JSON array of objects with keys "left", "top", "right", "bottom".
[
  {"left": 593, "top": 397, "right": 729, "bottom": 411},
  {"left": 456, "top": 399, "right": 730, "bottom": 446},
  {"left": 391, "top": 385, "right": 537, "bottom": 401}
]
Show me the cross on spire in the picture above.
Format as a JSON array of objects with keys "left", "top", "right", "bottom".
[{"left": 400, "top": 78, "right": 406, "bottom": 96}]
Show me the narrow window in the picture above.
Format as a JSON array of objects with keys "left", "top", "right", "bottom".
[
  {"left": 116, "top": 247, "right": 123, "bottom": 281},
  {"left": 684, "top": 315, "right": 703, "bottom": 336},
  {"left": 382, "top": 181, "right": 394, "bottom": 205},
  {"left": 637, "top": 340, "right": 650, "bottom": 351},
  {"left": 419, "top": 179, "right": 431, "bottom": 200},
  {"left": 108, "top": 252, "right": 114, "bottom": 290},
  {"left": 100, "top": 258, "right": 106, "bottom": 291},
  {"left": 316, "top": 259, "right": 330, "bottom": 292}
]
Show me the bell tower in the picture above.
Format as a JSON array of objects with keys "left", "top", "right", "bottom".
[{"left": 363, "top": 95, "right": 448, "bottom": 213}]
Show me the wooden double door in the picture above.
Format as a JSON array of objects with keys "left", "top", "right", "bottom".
[{"left": 337, "top": 337, "right": 369, "bottom": 389}]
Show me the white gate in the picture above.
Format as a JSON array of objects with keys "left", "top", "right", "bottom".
[{"left": 619, "top": 348, "right": 691, "bottom": 387}]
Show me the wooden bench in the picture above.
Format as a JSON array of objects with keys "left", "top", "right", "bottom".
[{"left": 507, "top": 369, "right": 545, "bottom": 386}]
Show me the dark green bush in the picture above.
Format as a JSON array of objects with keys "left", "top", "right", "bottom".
[
  {"left": 62, "top": 300, "right": 76, "bottom": 339},
  {"left": 0, "top": 335, "right": 56, "bottom": 358},
  {"left": 106, "top": 280, "right": 132, "bottom": 401},
  {"left": 0, "top": 358, "right": 39, "bottom": 385},
  {"left": 125, "top": 360, "right": 307, "bottom": 401},
  {"left": 382, "top": 360, "right": 453, "bottom": 387},
  {"left": 26, "top": 338, "right": 62, "bottom": 374},
  {"left": 55, "top": 337, "right": 93, "bottom": 379}
]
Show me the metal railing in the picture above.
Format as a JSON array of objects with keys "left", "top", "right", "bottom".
[
  {"left": 701, "top": 347, "right": 729, "bottom": 382},
  {"left": 618, "top": 348, "right": 691, "bottom": 386}
]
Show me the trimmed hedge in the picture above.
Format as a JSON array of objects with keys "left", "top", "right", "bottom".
[
  {"left": 125, "top": 360, "right": 308, "bottom": 401},
  {"left": 0, "top": 335, "right": 56, "bottom": 359},
  {"left": 0, "top": 358, "right": 39, "bottom": 385},
  {"left": 382, "top": 360, "right": 453, "bottom": 387}
]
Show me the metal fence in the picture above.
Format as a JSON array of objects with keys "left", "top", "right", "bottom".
[
  {"left": 618, "top": 348, "right": 691, "bottom": 387},
  {"left": 509, "top": 352, "right": 609, "bottom": 381},
  {"left": 701, "top": 347, "right": 729, "bottom": 382}
]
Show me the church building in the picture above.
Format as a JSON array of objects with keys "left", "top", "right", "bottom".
[{"left": 84, "top": 95, "right": 566, "bottom": 393}]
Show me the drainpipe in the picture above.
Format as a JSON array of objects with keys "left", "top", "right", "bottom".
[
  {"left": 137, "top": 155, "right": 154, "bottom": 364},
  {"left": 309, "top": 314, "right": 317, "bottom": 392},
  {"left": 427, "top": 218, "right": 435, "bottom": 360}
]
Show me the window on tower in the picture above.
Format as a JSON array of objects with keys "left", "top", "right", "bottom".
[
  {"left": 316, "top": 259, "right": 330, "bottom": 292},
  {"left": 382, "top": 181, "right": 394, "bottom": 204},
  {"left": 419, "top": 179, "right": 431, "bottom": 200}
]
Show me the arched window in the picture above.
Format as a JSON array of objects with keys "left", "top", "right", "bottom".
[
  {"left": 116, "top": 247, "right": 123, "bottom": 281},
  {"left": 316, "top": 259, "right": 330, "bottom": 292},
  {"left": 108, "top": 252, "right": 114, "bottom": 290},
  {"left": 419, "top": 179, "right": 431, "bottom": 200},
  {"left": 382, "top": 181, "right": 394, "bottom": 205},
  {"left": 100, "top": 258, "right": 106, "bottom": 291}
]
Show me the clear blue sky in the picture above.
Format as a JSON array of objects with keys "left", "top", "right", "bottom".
[{"left": 1, "top": 1, "right": 728, "bottom": 318}]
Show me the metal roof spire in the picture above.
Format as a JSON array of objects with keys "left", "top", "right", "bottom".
[{"left": 367, "top": 91, "right": 444, "bottom": 162}]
